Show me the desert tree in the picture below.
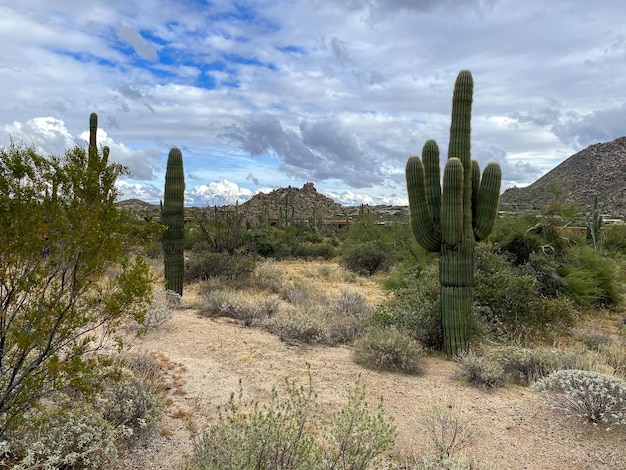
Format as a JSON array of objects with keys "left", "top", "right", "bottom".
[{"left": 0, "top": 116, "right": 153, "bottom": 437}]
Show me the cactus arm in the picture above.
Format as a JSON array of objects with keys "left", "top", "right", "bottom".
[
  {"left": 473, "top": 162, "right": 502, "bottom": 241},
  {"left": 440, "top": 158, "right": 463, "bottom": 246},
  {"left": 471, "top": 159, "right": 480, "bottom": 219},
  {"left": 422, "top": 139, "right": 441, "bottom": 231},
  {"left": 406, "top": 155, "right": 440, "bottom": 252}
]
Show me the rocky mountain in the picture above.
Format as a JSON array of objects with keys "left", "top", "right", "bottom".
[
  {"left": 500, "top": 137, "right": 626, "bottom": 217},
  {"left": 240, "top": 182, "right": 350, "bottom": 221}
]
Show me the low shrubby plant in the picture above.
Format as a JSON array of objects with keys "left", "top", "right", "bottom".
[
  {"left": 597, "top": 338, "right": 626, "bottom": 378},
  {"left": 353, "top": 326, "right": 423, "bottom": 374},
  {"left": 7, "top": 401, "right": 119, "bottom": 470},
  {"left": 249, "top": 258, "right": 284, "bottom": 293},
  {"left": 185, "top": 252, "right": 257, "bottom": 284},
  {"left": 264, "top": 308, "right": 330, "bottom": 344},
  {"left": 325, "top": 290, "right": 373, "bottom": 343},
  {"left": 340, "top": 241, "right": 394, "bottom": 276},
  {"left": 493, "top": 346, "right": 597, "bottom": 385},
  {"left": 4, "top": 352, "right": 166, "bottom": 469},
  {"left": 201, "top": 289, "right": 280, "bottom": 326},
  {"left": 370, "top": 264, "right": 443, "bottom": 350},
  {"left": 474, "top": 246, "right": 577, "bottom": 339},
  {"left": 532, "top": 369, "right": 626, "bottom": 428},
  {"left": 421, "top": 407, "right": 476, "bottom": 463},
  {"left": 455, "top": 352, "right": 505, "bottom": 389},
  {"left": 189, "top": 374, "right": 395, "bottom": 470}
]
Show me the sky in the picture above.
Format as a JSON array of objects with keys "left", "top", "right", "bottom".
[{"left": 1, "top": 0, "right": 625, "bottom": 206}]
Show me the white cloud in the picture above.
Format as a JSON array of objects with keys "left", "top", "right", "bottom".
[{"left": 1, "top": 0, "right": 626, "bottom": 206}]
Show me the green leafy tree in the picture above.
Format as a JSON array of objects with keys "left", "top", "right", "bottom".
[{"left": 0, "top": 122, "right": 153, "bottom": 437}]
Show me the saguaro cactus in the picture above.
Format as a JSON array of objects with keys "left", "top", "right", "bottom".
[
  {"left": 162, "top": 147, "right": 185, "bottom": 296},
  {"left": 405, "top": 70, "right": 501, "bottom": 356},
  {"left": 86, "top": 112, "right": 111, "bottom": 203}
]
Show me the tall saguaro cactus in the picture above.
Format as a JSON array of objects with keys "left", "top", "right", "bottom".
[
  {"left": 162, "top": 147, "right": 185, "bottom": 296},
  {"left": 86, "top": 112, "right": 112, "bottom": 203},
  {"left": 405, "top": 70, "right": 502, "bottom": 356}
]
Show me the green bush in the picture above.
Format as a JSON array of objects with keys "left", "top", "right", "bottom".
[
  {"left": 189, "top": 374, "right": 395, "bottom": 470},
  {"left": 557, "top": 246, "right": 622, "bottom": 308},
  {"left": 340, "top": 241, "right": 393, "bottom": 276},
  {"left": 292, "top": 241, "right": 337, "bottom": 260},
  {"left": 321, "top": 378, "right": 396, "bottom": 469},
  {"left": 185, "top": 252, "right": 257, "bottom": 283},
  {"left": 532, "top": 369, "right": 626, "bottom": 427},
  {"left": 353, "top": 326, "right": 423, "bottom": 374},
  {"left": 370, "top": 264, "right": 443, "bottom": 350},
  {"left": 474, "top": 245, "right": 577, "bottom": 338},
  {"left": 601, "top": 224, "right": 626, "bottom": 254}
]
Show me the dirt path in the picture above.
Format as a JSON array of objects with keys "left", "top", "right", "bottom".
[{"left": 117, "top": 307, "right": 626, "bottom": 470}]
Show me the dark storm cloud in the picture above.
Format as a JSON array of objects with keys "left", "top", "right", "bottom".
[{"left": 222, "top": 115, "right": 385, "bottom": 188}]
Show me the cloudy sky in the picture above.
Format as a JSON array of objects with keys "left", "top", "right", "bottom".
[{"left": 1, "top": 0, "right": 625, "bottom": 206}]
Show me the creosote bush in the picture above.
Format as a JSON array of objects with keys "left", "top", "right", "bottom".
[
  {"left": 189, "top": 374, "right": 395, "bottom": 470},
  {"left": 532, "top": 369, "right": 626, "bottom": 428}
]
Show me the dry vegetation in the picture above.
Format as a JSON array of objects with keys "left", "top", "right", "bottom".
[{"left": 116, "top": 260, "right": 626, "bottom": 470}]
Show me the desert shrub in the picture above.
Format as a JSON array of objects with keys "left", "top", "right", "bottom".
[
  {"left": 324, "top": 291, "right": 373, "bottom": 343},
  {"left": 6, "top": 401, "right": 119, "bottom": 469},
  {"left": 532, "top": 369, "right": 626, "bottom": 427},
  {"left": 557, "top": 246, "right": 622, "bottom": 308},
  {"left": 249, "top": 258, "right": 284, "bottom": 293},
  {"left": 264, "top": 308, "right": 330, "bottom": 344},
  {"left": 455, "top": 352, "right": 505, "bottom": 389},
  {"left": 189, "top": 374, "right": 395, "bottom": 470},
  {"left": 353, "top": 326, "right": 423, "bottom": 374},
  {"left": 371, "top": 264, "right": 443, "bottom": 350},
  {"left": 474, "top": 246, "right": 577, "bottom": 338},
  {"left": 597, "top": 339, "right": 626, "bottom": 378},
  {"left": 340, "top": 241, "right": 394, "bottom": 276},
  {"left": 132, "top": 289, "right": 177, "bottom": 332},
  {"left": 421, "top": 407, "right": 476, "bottom": 462},
  {"left": 321, "top": 378, "right": 396, "bottom": 470},
  {"left": 281, "top": 280, "right": 326, "bottom": 308},
  {"left": 601, "top": 224, "right": 626, "bottom": 254},
  {"left": 201, "top": 290, "right": 279, "bottom": 326},
  {"left": 0, "top": 142, "right": 154, "bottom": 437},
  {"left": 96, "top": 353, "right": 166, "bottom": 441},
  {"left": 494, "top": 346, "right": 597, "bottom": 385},
  {"left": 185, "top": 252, "right": 257, "bottom": 283},
  {"left": 293, "top": 241, "right": 337, "bottom": 260},
  {"left": 397, "top": 455, "right": 483, "bottom": 469}
]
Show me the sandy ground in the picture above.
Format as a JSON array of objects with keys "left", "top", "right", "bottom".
[{"left": 116, "top": 262, "right": 626, "bottom": 469}]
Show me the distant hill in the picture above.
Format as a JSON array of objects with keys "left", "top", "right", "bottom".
[
  {"left": 500, "top": 137, "right": 626, "bottom": 217},
  {"left": 240, "top": 182, "right": 350, "bottom": 222},
  {"left": 117, "top": 184, "right": 409, "bottom": 224}
]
